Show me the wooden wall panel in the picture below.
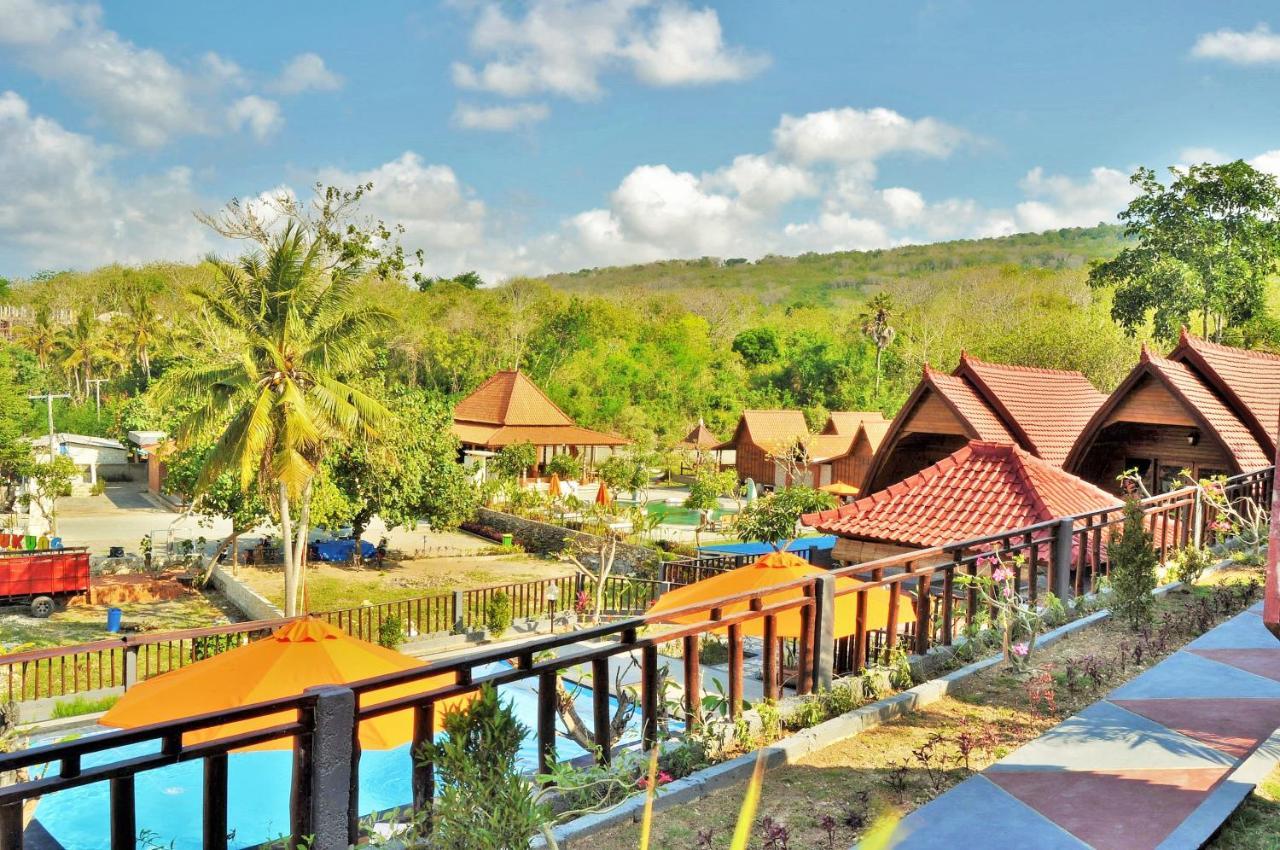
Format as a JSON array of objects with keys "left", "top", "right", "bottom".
[
  {"left": 1105, "top": 377, "right": 1197, "bottom": 428},
  {"left": 902, "top": 391, "right": 969, "bottom": 436}
]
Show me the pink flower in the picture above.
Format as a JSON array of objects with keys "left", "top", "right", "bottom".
[
  {"left": 1012, "top": 642, "right": 1029, "bottom": 657},
  {"left": 977, "top": 555, "right": 997, "bottom": 570},
  {"left": 637, "top": 771, "right": 675, "bottom": 789},
  {"left": 992, "top": 566, "right": 1013, "bottom": 583},
  {"left": 1001, "top": 585, "right": 1016, "bottom": 599}
]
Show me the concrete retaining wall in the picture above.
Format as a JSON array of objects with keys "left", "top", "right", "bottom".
[
  {"left": 208, "top": 564, "right": 284, "bottom": 620},
  {"left": 476, "top": 508, "right": 662, "bottom": 575}
]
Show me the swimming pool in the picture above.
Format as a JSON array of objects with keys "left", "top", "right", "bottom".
[{"left": 31, "top": 662, "right": 633, "bottom": 850}]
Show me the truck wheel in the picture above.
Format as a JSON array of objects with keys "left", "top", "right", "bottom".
[{"left": 30, "top": 596, "right": 55, "bottom": 618}]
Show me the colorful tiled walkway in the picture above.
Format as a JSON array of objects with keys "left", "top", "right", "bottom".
[{"left": 877, "top": 602, "right": 1280, "bottom": 850}]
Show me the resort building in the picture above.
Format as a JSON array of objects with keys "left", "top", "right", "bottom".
[
  {"left": 451, "top": 369, "right": 629, "bottom": 474},
  {"left": 716, "top": 409, "right": 885, "bottom": 489},
  {"left": 803, "top": 440, "right": 1121, "bottom": 565},
  {"left": 1065, "top": 335, "right": 1277, "bottom": 494},
  {"left": 861, "top": 354, "right": 1106, "bottom": 494},
  {"left": 29, "top": 433, "right": 131, "bottom": 492}
]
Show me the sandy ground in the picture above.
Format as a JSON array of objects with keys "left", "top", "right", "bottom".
[
  {"left": 0, "top": 589, "right": 241, "bottom": 651},
  {"left": 232, "top": 552, "right": 574, "bottom": 611}
]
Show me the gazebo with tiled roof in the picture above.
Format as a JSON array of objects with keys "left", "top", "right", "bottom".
[
  {"left": 804, "top": 440, "right": 1121, "bottom": 565},
  {"left": 452, "top": 370, "right": 628, "bottom": 471},
  {"left": 861, "top": 354, "right": 1106, "bottom": 494}
]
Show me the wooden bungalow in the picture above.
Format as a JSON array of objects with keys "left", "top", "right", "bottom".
[
  {"left": 451, "top": 370, "right": 628, "bottom": 472},
  {"left": 1064, "top": 340, "right": 1274, "bottom": 494},
  {"left": 803, "top": 440, "right": 1121, "bottom": 565},
  {"left": 716, "top": 410, "right": 885, "bottom": 489},
  {"left": 861, "top": 354, "right": 1106, "bottom": 494}
]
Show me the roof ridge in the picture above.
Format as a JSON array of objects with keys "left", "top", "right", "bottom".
[
  {"left": 956, "top": 351, "right": 1090, "bottom": 378},
  {"left": 1179, "top": 329, "right": 1280, "bottom": 362}
]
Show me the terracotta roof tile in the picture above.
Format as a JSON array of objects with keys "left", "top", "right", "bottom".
[
  {"left": 859, "top": 420, "right": 891, "bottom": 454},
  {"left": 809, "top": 433, "right": 857, "bottom": 462},
  {"left": 1143, "top": 352, "right": 1271, "bottom": 471},
  {"left": 451, "top": 423, "right": 628, "bottom": 447},
  {"left": 823, "top": 411, "right": 886, "bottom": 436},
  {"left": 454, "top": 370, "right": 575, "bottom": 427},
  {"left": 718, "top": 409, "right": 811, "bottom": 454},
  {"left": 956, "top": 354, "right": 1106, "bottom": 465},
  {"left": 925, "top": 368, "right": 1015, "bottom": 443},
  {"left": 1170, "top": 331, "right": 1280, "bottom": 452},
  {"left": 802, "top": 441, "right": 1120, "bottom": 548}
]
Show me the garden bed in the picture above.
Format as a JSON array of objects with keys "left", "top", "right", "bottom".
[{"left": 581, "top": 566, "right": 1266, "bottom": 849}]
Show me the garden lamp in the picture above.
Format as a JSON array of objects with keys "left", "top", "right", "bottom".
[{"left": 546, "top": 582, "right": 560, "bottom": 634}]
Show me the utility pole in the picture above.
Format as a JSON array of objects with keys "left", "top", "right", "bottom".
[
  {"left": 86, "top": 378, "right": 107, "bottom": 418},
  {"left": 26, "top": 392, "right": 70, "bottom": 537}
]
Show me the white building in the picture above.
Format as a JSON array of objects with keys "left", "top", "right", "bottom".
[{"left": 31, "top": 433, "right": 131, "bottom": 491}]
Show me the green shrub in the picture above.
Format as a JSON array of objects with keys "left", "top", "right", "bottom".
[
  {"left": 785, "top": 696, "right": 825, "bottom": 730},
  {"left": 756, "top": 699, "right": 782, "bottom": 741},
  {"left": 1110, "top": 495, "right": 1158, "bottom": 629},
  {"left": 697, "top": 635, "right": 730, "bottom": 665},
  {"left": 485, "top": 591, "right": 513, "bottom": 638},
  {"left": 419, "top": 684, "right": 550, "bottom": 848},
  {"left": 52, "top": 694, "right": 119, "bottom": 718},
  {"left": 1172, "top": 545, "right": 1215, "bottom": 586},
  {"left": 378, "top": 614, "right": 406, "bottom": 649},
  {"left": 545, "top": 453, "right": 583, "bottom": 480}
]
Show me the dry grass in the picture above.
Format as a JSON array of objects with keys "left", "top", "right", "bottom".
[
  {"left": 1, "top": 591, "right": 239, "bottom": 651},
  {"left": 591, "top": 570, "right": 1266, "bottom": 850}
]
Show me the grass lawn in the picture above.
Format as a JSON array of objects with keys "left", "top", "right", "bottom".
[
  {"left": 1210, "top": 766, "right": 1280, "bottom": 850},
  {"left": 0, "top": 591, "right": 240, "bottom": 652},
  {"left": 236, "top": 553, "right": 574, "bottom": 612},
  {"left": 592, "top": 568, "right": 1266, "bottom": 849}
]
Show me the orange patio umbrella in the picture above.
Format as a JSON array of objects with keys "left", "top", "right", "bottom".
[
  {"left": 819, "top": 482, "right": 860, "bottom": 497},
  {"left": 595, "top": 481, "right": 611, "bottom": 506},
  {"left": 548, "top": 473, "right": 562, "bottom": 498},
  {"left": 646, "top": 551, "right": 914, "bottom": 639},
  {"left": 101, "top": 619, "right": 472, "bottom": 750}
]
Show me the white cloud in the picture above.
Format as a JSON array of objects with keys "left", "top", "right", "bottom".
[
  {"left": 451, "top": 0, "right": 766, "bottom": 103},
  {"left": 702, "top": 154, "right": 816, "bottom": 210},
  {"left": 1012, "top": 166, "right": 1135, "bottom": 231},
  {"left": 1178, "top": 146, "right": 1229, "bottom": 165},
  {"left": 0, "top": 91, "right": 212, "bottom": 270},
  {"left": 454, "top": 102, "right": 550, "bottom": 131},
  {"left": 772, "top": 107, "right": 967, "bottom": 164},
  {"left": 1251, "top": 150, "right": 1280, "bottom": 177},
  {"left": 625, "top": 4, "right": 768, "bottom": 85},
  {"left": 227, "top": 95, "right": 283, "bottom": 141},
  {"left": 782, "top": 213, "right": 890, "bottom": 253},
  {"left": 1191, "top": 23, "right": 1280, "bottom": 65},
  {"left": 271, "top": 52, "right": 343, "bottom": 94}
]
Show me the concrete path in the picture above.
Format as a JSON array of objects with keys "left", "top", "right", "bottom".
[{"left": 878, "top": 601, "right": 1280, "bottom": 850}]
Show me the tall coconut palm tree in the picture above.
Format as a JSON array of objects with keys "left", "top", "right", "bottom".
[
  {"left": 16, "top": 304, "right": 58, "bottom": 370},
  {"left": 155, "top": 224, "right": 392, "bottom": 615},
  {"left": 60, "top": 306, "right": 103, "bottom": 400},
  {"left": 122, "top": 291, "right": 160, "bottom": 385},
  {"left": 859, "top": 293, "right": 896, "bottom": 397}
]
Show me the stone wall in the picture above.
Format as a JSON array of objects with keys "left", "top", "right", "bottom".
[
  {"left": 475, "top": 508, "right": 662, "bottom": 575},
  {"left": 208, "top": 564, "right": 285, "bottom": 620}
]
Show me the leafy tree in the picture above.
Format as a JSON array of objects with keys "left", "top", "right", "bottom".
[
  {"left": 1088, "top": 161, "right": 1280, "bottom": 341},
  {"left": 121, "top": 288, "right": 161, "bottom": 385},
  {"left": 596, "top": 450, "right": 652, "bottom": 500},
  {"left": 419, "top": 270, "right": 484, "bottom": 291},
  {"left": 1110, "top": 493, "right": 1158, "bottom": 629},
  {"left": 491, "top": 442, "right": 537, "bottom": 480},
  {"left": 545, "top": 452, "right": 582, "bottom": 480},
  {"left": 20, "top": 453, "right": 79, "bottom": 535},
  {"left": 162, "top": 442, "right": 270, "bottom": 580},
  {"left": 859, "top": 293, "right": 896, "bottom": 396},
  {"left": 322, "top": 388, "right": 478, "bottom": 559},
  {"left": 734, "top": 486, "right": 834, "bottom": 550},
  {"left": 59, "top": 305, "right": 106, "bottom": 399},
  {"left": 419, "top": 684, "right": 550, "bottom": 848},
  {"left": 154, "top": 221, "right": 392, "bottom": 616},
  {"left": 14, "top": 304, "right": 58, "bottom": 371},
  {"left": 684, "top": 463, "right": 738, "bottom": 549},
  {"left": 731, "top": 327, "right": 781, "bottom": 366}
]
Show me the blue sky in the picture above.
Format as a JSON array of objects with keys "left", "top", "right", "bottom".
[{"left": 3, "top": 1, "right": 1280, "bottom": 281}]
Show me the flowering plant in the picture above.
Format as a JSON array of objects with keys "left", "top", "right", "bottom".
[{"left": 956, "top": 551, "right": 1043, "bottom": 672}]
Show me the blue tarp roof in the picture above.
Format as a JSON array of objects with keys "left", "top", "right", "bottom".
[{"left": 699, "top": 536, "right": 836, "bottom": 556}]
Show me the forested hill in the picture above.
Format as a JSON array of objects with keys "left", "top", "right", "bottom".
[
  {"left": 538, "top": 225, "right": 1127, "bottom": 309},
  {"left": 3, "top": 225, "right": 1148, "bottom": 445}
]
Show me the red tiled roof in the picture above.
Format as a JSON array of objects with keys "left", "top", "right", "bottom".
[
  {"left": 454, "top": 370, "right": 575, "bottom": 427},
  {"left": 452, "top": 423, "right": 629, "bottom": 448},
  {"left": 924, "top": 367, "right": 1015, "bottom": 442},
  {"left": 1170, "top": 330, "right": 1280, "bottom": 453},
  {"left": 680, "top": 419, "right": 722, "bottom": 450},
  {"left": 717, "top": 409, "right": 810, "bottom": 453},
  {"left": 1142, "top": 352, "right": 1271, "bottom": 471},
  {"left": 803, "top": 441, "right": 1120, "bottom": 548},
  {"left": 956, "top": 354, "right": 1106, "bottom": 465},
  {"left": 823, "top": 411, "right": 886, "bottom": 436}
]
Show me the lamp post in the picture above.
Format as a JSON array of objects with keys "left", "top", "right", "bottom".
[{"left": 546, "top": 583, "right": 560, "bottom": 634}]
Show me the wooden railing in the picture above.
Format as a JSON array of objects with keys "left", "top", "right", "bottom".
[{"left": 0, "top": 466, "right": 1271, "bottom": 850}]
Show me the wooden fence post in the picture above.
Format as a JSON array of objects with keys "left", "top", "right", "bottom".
[
  {"left": 811, "top": 574, "right": 836, "bottom": 691},
  {"left": 1052, "top": 518, "right": 1074, "bottom": 602}
]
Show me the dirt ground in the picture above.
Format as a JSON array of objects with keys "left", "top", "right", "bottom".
[
  {"left": 0, "top": 589, "right": 240, "bottom": 651},
  {"left": 234, "top": 552, "right": 575, "bottom": 612},
  {"left": 592, "top": 567, "right": 1267, "bottom": 850}
]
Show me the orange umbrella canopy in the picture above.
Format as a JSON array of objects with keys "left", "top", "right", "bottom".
[
  {"left": 646, "top": 551, "right": 914, "bottom": 639},
  {"left": 819, "top": 482, "right": 860, "bottom": 497},
  {"left": 548, "top": 473, "right": 562, "bottom": 498},
  {"left": 101, "top": 619, "right": 471, "bottom": 750}
]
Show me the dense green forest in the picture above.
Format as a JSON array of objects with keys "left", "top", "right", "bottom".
[{"left": 1, "top": 222, "right": 1274, "bottom": 449}]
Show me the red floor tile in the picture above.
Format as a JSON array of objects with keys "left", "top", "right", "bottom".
[
  {"left": 1112, "top": 698, "right": 1280, "bottom": 759},
  {"left": 1189, "top": 649, "right": 1280, "bottom": 683},
  {"left": 986, "top": 767, "right": 1229, "bottom": 850}
]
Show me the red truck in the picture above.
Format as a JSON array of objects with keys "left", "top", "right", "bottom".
[{"left": 0, "top": 547, "right": 91, "bottom": 617}]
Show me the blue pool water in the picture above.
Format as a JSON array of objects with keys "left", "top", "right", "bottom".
[{"left": 32, "top": 662, "right": 630, "bottom": 849}]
